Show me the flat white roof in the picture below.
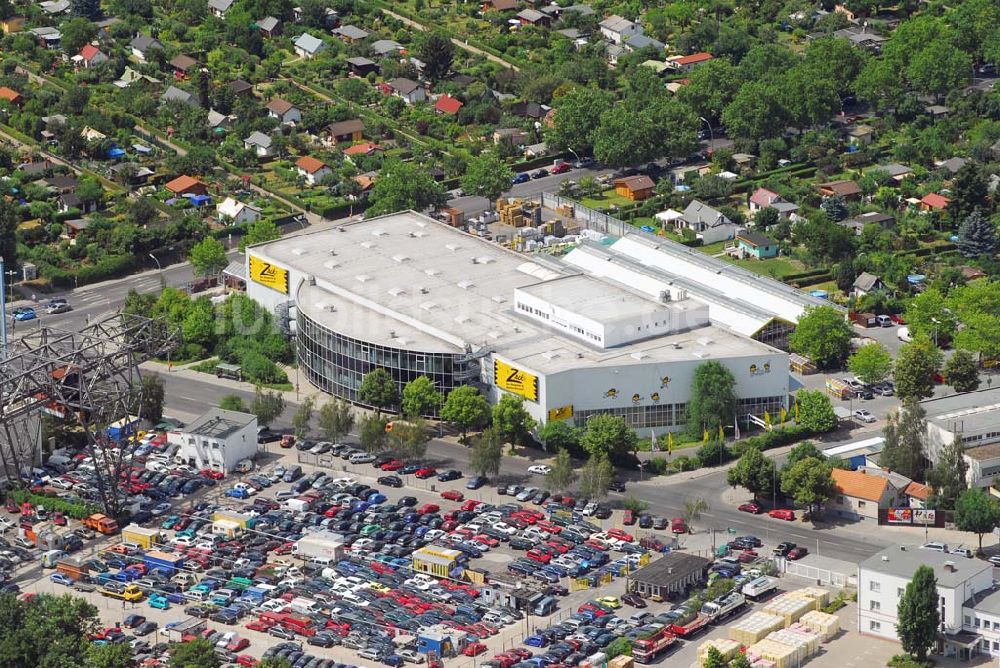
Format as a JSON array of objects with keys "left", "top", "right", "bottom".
[
  {"left": 251, "top": 212, "right": 777, "bottom": 374},
  {"left": 516, "top": 274, "right": 676, "bottom": 324}
]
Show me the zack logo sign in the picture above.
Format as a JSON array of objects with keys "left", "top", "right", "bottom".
[{"left": 249, "top": 256, "right": 289, "bottom": 294}]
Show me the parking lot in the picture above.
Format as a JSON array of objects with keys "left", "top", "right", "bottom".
[{"left": 2, "top": 427, "right": 852, "bottom": 668}]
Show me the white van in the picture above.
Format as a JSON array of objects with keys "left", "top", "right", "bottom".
[
  {"left": 922, "top": 541, "right": 949, "bottom": 552},
  {"left": 897, "top": 326, "right": 912, "bottom": 342},
  {"left": 42, "top": 549, "right": 67, "bottom": 568},
  {"left": 290, "top": 597, "right": 320, "bottom": 614}
]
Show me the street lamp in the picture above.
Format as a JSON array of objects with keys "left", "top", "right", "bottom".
[
  {"left": 699, "top": 117, "right": 714, "bottom": 145},
  {"left": 148, "top": 253, "right": 164, "bottom": 288}
]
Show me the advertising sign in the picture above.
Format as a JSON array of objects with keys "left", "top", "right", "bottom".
[
  {"left": 547, "top": 405, "right": 573, "bottom": 422},
  {"left": 494, "top": 359, "right": 538, "bottom": 402},
  {"left": 887, "top": 508, "right": 913, "bottom": 524},
  {"left": 249, "top": 256, "right": 289, "bottom": 294},
  {"left": 913, "top": 509, "right": 936, "bottom": 525}
]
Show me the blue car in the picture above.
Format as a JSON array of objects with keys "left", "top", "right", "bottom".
[
  {"left": 13, "top": 308, "right": 36, "bottom": 321},
  {"left": 524, "top": 635, "right": 549, "bottom": 648},
  {"left": 466, "top": 476, "right": 488, "bottom": 490},
  {"left": 512, "top": 173, "right": 530, "bottom": 184},
  {"left": 225, "top": 488, "right": 249, "bottom": 499},
  {"left": 50, "top": 573, "right": 74, "bottom": 586},
  {"left": 148, "top": 594, "right": 170, "bottom": 609}
]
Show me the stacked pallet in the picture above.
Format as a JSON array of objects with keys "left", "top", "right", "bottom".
[
  {"left": 769, "top": 628, "right": 821, "bottom": 657},
  {"left": 761, "top": 592, "right": 816, "bottom": 626},
  {"left": 729, "top": 612, "right": 786, "bottom": 645},
  {"left": 608, "top": 656, "right": 633, "bottom": 668},
  {"left": 697, "top": 638, "right": 741, "bottom": 666},
  {"left": 794, "top": 587, "right": 831, "bottom": 607},
  {"left": 797, "top": 610, "right": 841, "bottom": 640}
]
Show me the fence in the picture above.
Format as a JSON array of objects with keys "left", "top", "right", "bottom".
[
  {"left": 781, "top": 559, "right": 856, "bottom": 589},
  {"left": 540, "top": 192, "right": 634, "bottom": 238}
]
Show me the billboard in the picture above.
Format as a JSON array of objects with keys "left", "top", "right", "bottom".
[
  {"left": 886, "top": 508, "right": 913, "bottom": 524},
  {"left": 494, "top": 359, "right": 538, "bottom": 402},
  {"left": 249, "top": 255, "right": 289, "bottom": 294},
  {"left": 913, "top": 509, "right": 936, "bottom": 525}
]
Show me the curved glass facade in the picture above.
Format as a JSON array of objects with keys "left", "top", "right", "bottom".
[{"left": 297, "top": 311, "right": 478, "bottom": 413}]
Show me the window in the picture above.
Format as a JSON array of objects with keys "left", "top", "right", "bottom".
[
  {"left": 965, "top": 615, "right": 972, "bottom": 626},
  {"left": 858, "top": 500, "right": 866, "bottom": 508},
  {"left": 870, "top": 601, "right": 881, "bottom": 611},
  {"left": 869, "top": 621, "right": 881, "bottom": 631},
  {"left": 870, "top": 581, "right": 881, "bottom": 593}
]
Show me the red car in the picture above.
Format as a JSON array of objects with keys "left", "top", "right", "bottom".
[
  {"left": 671, "top": 518, "right": 688, "bottom": 534},
  {"left": 474, "top": 534, "right": 499, "bottom": 547},
  {"left": 200, "top": 469, "right": 225, "bottom": 480},
  {"left": 460, "top": 500, "right": 482, "bottom": 512},
  {"left": 441, "top": 490, "right": 464, "bottom": 501},
  {"left": 236, "top": 656, "right": 258, "bottom": 667},
  {"left": 787, "top": 547, "right": 808, "bottom": 560},
  {"left": 510, "top": 649, "right": 533, "bottom": 660},
  {"left": 545, "top": 540, "right": 570, "bottom": 554},
  {"left": 584, "top": 539, "right": 609, "bottom": 552},
  {"left": 606, "top": 528, "right": 633, "bottom": 542},
  {"left": 738, "top": 502, "right": 762, "bottom": 514},
  {"left": 4, "top": 499, "right": 18, "bottom": 513},
  {"left": 227, "top": 638, "right": 250, "bottom": 651},
  {"left": 494, "top": 654, "right": 518, "bottom": 668},
  {"left": 415, "top": 467, "right": 437, "bottom": 479},
  {"left": 891, "top": 314, "right": 906, "bottom": 324},
  {"left": 551, "top": 162, "right": 571, "bottom": 174},
  {"left": 769, "top": 508, "right": 795, "bottom": 521},
  {"left": 623, "top": 510, "right": 636, "bottom": 526},
  {"left": 536, "top": 520, "right": 560, "bottom": 534},
  {"left": 417, "top": 503, "right": 440, "bottom": 515},
  {"left": 737, "top": 550, "right": 759, "bottom": 563},
  {"left": 381, "top": 459, "right": 404, "bottom": 471},
  {"left": 526, "top": 549, "right": 551, "bottom": 564},
  {"left": 463, "top": 642, "right": 487, "bottom": 657}
]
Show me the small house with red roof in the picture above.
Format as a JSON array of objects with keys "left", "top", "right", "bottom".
[
  {"left": 919, "top": 193, "right": 950, "bottom": 212},
  {"left": 748, "top": 187, "right": 799, "bottom": 220},
  {"left": 77, "top": 44, "right": 108, "bottom": 68},
  {"left": 295, "top": 156, "right": 332, "bottom": 185},
  {"left": 434, "top": 95, "right": 463, "bottom": 116},
  {"left": 830, "top": 468, "right": 901, "bottom": 520},
  {"left": 669, "top": 52, "right": 713, "bottom": 73},
  {"left": 165, "top": 175, "right": 208, "bottom": 196},
  {"left": 343, "top": 142, "right": 382, "bottom": 158},
  {"left": 0, "top": 87, "right": 23, "bottom": 106}
]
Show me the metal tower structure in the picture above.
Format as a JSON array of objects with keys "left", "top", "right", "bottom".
[{"left": 0, "top": 312, "right": 178, "bottom": 516}]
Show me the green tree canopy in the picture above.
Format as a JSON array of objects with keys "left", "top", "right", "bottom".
[
  {"left": 441, "top": 386, "right": 491, "bottom": 442},
  {"left": 943, "top": 349, "right": 980, "bottom": 393},
  {"left": 897, "top": 565, "right": 940, "bottom": 663},
  {"left": 727, "top": 446, "right": 775, "bottom": 500},
  {"left": 219, "top": 395, "right": 247, "bottom": 412},
  {"left": 137, "top": 374, "right": 165, "bottom": 423},
  {"left": 546, "top": 448, "right": 577, "bottom": 491},
  {"left": 903, "top": 288, "right": 958, "bottom": 344},
  {"left": 894, "top": 335, "right": 943, "bottom": 401},
  {"left": 292, "top": 397, "right": 314, "bottom": 439},
  {"left": 779, "top": 456, "right": 836, "bottom": 514},
  {"left": 491, "top": 394, "right": 536, "bottom": 445},
  {"left": 795, "top": 390, "right": 837, "bottom": 433},
  {"left": 539, "top": 420, "right": 583, "bottom": 452},
  {"left": 250, "top": 388, "right": 284, "bottom": 427},
  {"left": 685, "top": 361, "right": 737, "bottom": 439},
  {"left": 955, "top": 488, "right": 1000, "bottom": 552},
  {"left": 545, "top": 86, "right": 612, "bottom": 155},
  {"left": 401, "top": 376, "right": 443, "bottom": 419},
  {"left": 189, "top": 237, "right": 228, "bottom": 277},
  {"left": 579, "top": 452, "right": 614, "bottom": 499},
  {"left": 367, "top": 160, "right": 446, "bottom": 216},
  {"left": 848, "top": 343, "right": 893, "bottom": 386},
  {"left": 359, "top": 415, "right": 389, "bottom": 453},
  {"left": 317, "top": 399, "right": 354, "bottom": 442},
  {"left": 581, "top": 414, "right": 637, "bottom": 460},
  {"left": 461, "top": 151, "right": 514, "bottom": 203},
  {"left": 926, "top": 438, "right": 967, "bottom": 511},
  {"left": 415, "top": 32, "right": 454, "bottom": 82},
  {"left": 788, "top": 306, "right": 853, "bottom": 369},
  {"left": 957, "top": 209, "right": 997, "bottom": 259},
  {"left": 239, "top": 218, "right": 281, "bottom": 251},
  {"left": 358, "top": 369, "right": 399, "bottom": 416},
  {"left": 169, "top": 638, "right": 220, "bottom": 668},
  {"left": 470, "top": 427, "right": 503, "bottom": 478},
  {"left": 880, "top": 400, "right": 928, "bottom": 481},
  {"left": 948, "top": 281, "right": 1000, "bottom": 358}
]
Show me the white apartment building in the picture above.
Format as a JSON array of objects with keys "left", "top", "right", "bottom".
[{"left": 167, "top": 408, "right": 258, "bottom": 473}]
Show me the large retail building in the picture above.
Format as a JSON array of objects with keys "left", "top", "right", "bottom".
[{"left": 244, "top": 212, "right": 824, "bottom": 432}]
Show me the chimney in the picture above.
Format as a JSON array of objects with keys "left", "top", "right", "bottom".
[{"left": 944, "top": 561, "right": 956, "bottom": 573}]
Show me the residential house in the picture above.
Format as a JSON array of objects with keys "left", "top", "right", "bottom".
[
  {"left": 293, "top": 33, "right": 327, "bottom": 59},
  {"left": 492, "top": 128, "right": 528, "bottom": 148},
  {"left": 76, "top": 44, "right": 108, "bottom": 68},
  {"left": 731, "top": 153, "right": 756, "bottom": 172},
  {"left": 748, "top": 187, "right": 798, "bottom": 220},
  {"left": 169, "top": 55, "right": 198, "bottom": 77},
  {"left": 817, "top": 179, "right": 861, "bottom": 201},
  {"left": 482, "top": 0, "right": 518, "bottom": 11},
  {"left": 961, "top": 266, "right": 987, "bottom": 281},
  {"left": 161, "top": 85, "right": 199, "bottom": 108},
  {"left": 736, "top": 231, "right": 778, "bottom": 260},
  {"left": 18, "top": 160, "right": 54, "bottom": 178},
  {"left": 902, "top": 481, "right": 932, "bottom": 509},
  {"left": 668, "top": 52, "right": 713, "bottom": 72},
  {"left": 370, "top": 39, "right": 404, "bottom": 58},
  {"left": 386, "top": 78, "right": 425, "bottom": 104},
  {"left": 243, "top": 131, "right": 274, "bottom": 158},
  {"left": 926, "top": 104, "right": 951, "bottom": 118},
  {"left": 39, "top": 0, "right": 70, "bottom": 15},
  {"left": 822, "top": 25, "right": 887, "bottom": 52},
  {"left": 852, "top": 272, "right": 886, "bottom": 297},
  {"left": 847, "top": 124, "right": 874, "bottom": 146},
  {"left": 57, "top": 193, "right": 86, "bottom": 214},
  {"left": 1, "top": 17, "right": 25, "bottom": 33},
  {"left": 292, "top": 5, "right": 338, "bottom": 27},
  {"left": 919, "top": 192, "right": 950, "bottom": 212},
  {"left": 207, "top": 109, "right": 234, "bottom": 132},
  {"left": 346, "top": 56, "right": 379, "bottom": 76},
  {"left": 876, "top": 163, "right": 915, "bottom": 183},
  {"left": 523, "top": 142, "right": 548, "bottom": 158},
  {"left": 265, "top": 98, "right": 301, "bottom": 125},
  {"left": 165, "top": 175, "right": 207, "bottom": 196},
  {"left": 217, "top": 197, "right": 262, "bottom": 225},
  {"left": 109, "top": 163, "right": 153, "bottom": 186},
  {"left": 334, "top": 25, "right": 369, "bottom": 42},
  {"left": 510, "top": 101, "right": 548, "bottom": 120},
  {"left": 829, "top": 468, "right": 902, "bottom": 521},
  {"left": 0, "top": 87, "right": 23, "bottom": 106},
  {"left": 130, "top": 34, "right": 163, "bottom": 61},
  {"left": 326, "top": 118, "right": 365, "bottom": 143},
  {"left": 30, "top": 27, "right": 61, "bottom": 49},
  {"left": 354, "top": 174, "right": 375, "bottom": 193},
  {"left": 599, "top": 15, "right": 641, "bottom": 44},
  {"left": 840, "top": 211, "right": 894, "bottom": 236},
  {"left": 41, "top": 175, "right": 78, "bottom": 193},
  {"left": 295, "top": 156, "right": 332, "bottom": 185},
  {"left": 343, "top": 142, "right": 382, "bottom": 158},
  {"left": 517, "top": 9, "right": 551, "bottom": 27},
  {"left": 63, "top": 219, "right": 90, "bottom": 239},
  {"left": 613, "top": 175, "right": 655, "bottom": 201},
  {"left": 434, "top": 95, "right": 463, "bottom": 116},
  {"left": 39, "top": 114, "right": 67, "bottom": 141},
  {"left": 676, "top": 200, "right": 738, "bottom": 244},
  {"left": 114, "top": 67, "right": 161, "bottom": 89},
  {"left": 935, "top": 157, "right": 968, "bottom": 175},
  {"left": 256, "top": 16, "right": 282, "bottom": 38},
  {"left": 208, "top": 0, "right": 235, "bottom": 18},
  {"left": 625, "top": 34, "right": 664, "bottom": 52}
]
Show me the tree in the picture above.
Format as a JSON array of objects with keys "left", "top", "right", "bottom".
[
  {"left": 579, "top": 453, "right": 613, "bottom": 499},
  {"left": 780, "top": 457, "right": 836, "bottom": 515},
  {"left": 677, "top": 59, "right": 741, "bottom": 123},
  {"left": 721, "top": 82, "right": 787, "bottom": 143},
  {"left": 949, "top": 281, "right": 1000, "bottom": 358},
  {"left": 0, "top": 198, "right": 18, "bottom": 271},
  {"left": 702, "top": 647, "right": 726, "bottom": 668},
  {"left": 250, "top": 388, "right": 284, "bottom": 427},
  {"left": 604, "top": 637, "right": 632, "bottom": 661},
  {"left": 949, "top": 163, "right": 989, "bottom": 221},
  {"left": 897, "top": 565, "right": 940, "bottom": 663},
  {"left": 785, "top": 441, "right": 825, "bottom": 469},
  {"left": 470, "top": 427, "right": 503, "bottom": 478},
  {"left": 955, "top": 489, "right": 1000, "bottom": 553},
  {"left": 894, "top": 335, "right": 943, "bottom": 401},
  {"left": 682, "top": 497, "right": 709, "bottom": 524},
  {"left": 367, "top": 161, "right": 446, "bottom": 216},
  {"left": 848, "top": 343, "right": 892, "bottom": 386},
  {"left": 903, "top": 288, "right": 958, "bottom": 344},
  {"left": 729, "top": 652, "right": 752, "bottom": 668},
  {"left": 189, "top": 237, "right": 228, "bottom": 276},
  {"left": 441, "top": 386, "right": 491, "bottom": 442},
  {"left": 907, "top": 38, "right": 971, "bottom": 100},
  {"left": 61, "top": 18, "right": 97, "bottom": 56},
  {"left": 580, "top": 414, "right": 637, "bottom": 460},
  {"left": 256, "top": 659, "right": 293, "bottom": 668},
  {"left": 491, "top": 394, "right": 536, "bottom": 445},
  {"left": 317, "top": 399, "right": 354, "bottom": 442},
  {"left": 788, "top": 306, "right": 853, "bottom": 369},
  {"left": 85, "top": 642, "right": 137, "bottom": 668},
  {"left": 685, "top": 361, "right": 737, "bottom": 439},
  {"left": 820, "top": 194, "right": 849, "bottom": 222},
  {"left": 291, "top": 397, "right": 314, "bottom": 439},
  {"left": 926, "top": 438, "right": 967, "bottom": 511},
  {"left": 359, "top": 415, "right": 389, "bottom": 453},
  {"left": 415, "top": 32, "right": 454, "bottom": 82},
  {"left": 592, "top": 105, "right": 659, "bottom": 169},
  {"left": 957, "top": 209, "right": 997, "bottom": 259},
  {"left": 358, "top": 369, "right": 399, "bottom": 416},
  {"left": 219, "top": 395, "right": 246, "bottom": 412},
  {"left": 795, "top": 390, "right": 837, "bottom": 433},
  {"left": 169, "top": 638, "right": 220, "bottom": 668},
  {"left": 389, "top": 418, "right": 430, "bottom": 460},
  {"left": 545, "top": 86, "right": 612, "bottom": 155},
  {"left": 461, "top": 151, "right": 514, "bottom": 204},
  {"left": 239, "top": 218, "right": 281, "bottom": 251},
  {"left": 546, "top": 448, "right": 576, "bottom": 491},
  {"left": 727, "top": 447, "right": 775, "bottom": 500},
  {"left": 137, "top": 374, "right": 165, "bottom": 423},
  {"left": 71, "top": 0, "right": 100, "bottom": 18},
  {"left": 880, "top": 401, "right": 928, "bottom": 481},
  {"left": 944, "top": 349, "right": 980, "bottom": 393},
  {"left": 0, "top": 593, "right": 101, "bottom": 668},
  {"left": 538, "top": 421, "right": 582, "bottom": 452},
  {"left": 401, "top": 376, "right": 443, "bottom": 419}
]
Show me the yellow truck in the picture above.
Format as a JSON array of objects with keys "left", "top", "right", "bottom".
[
  {"left": 122, "top": 524, "right": 163, "bottom": 550},
  {"left": 100, "top": 583, "right": 144, "bottom": 602}
]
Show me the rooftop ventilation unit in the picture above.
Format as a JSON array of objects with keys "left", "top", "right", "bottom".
[
  {"left": 413, "top": 230, "right": 428, "bottom": 238},
  {"left": 424, "top": 268, "right": 440, "bottom": 276},
  {"left": 392, "top": 254, "right": 410, "bottom": 263},
  {"left": 323, "top": 260, "right": 339, "bottom": 270},
  {"left": 630, "top": 351, "right": 649, "bottom": 361},
  {"left": 337, "top": 226, "right": 345, "bottom": 232},
  {"left": 372, "top": 229, "right": 386, "bottom": 237},
  {"left": 692, "top": 351, "right": 709, "bottom": 358},
  {"left": 659, "top": 291, "right": 671, "bottom": 303},
  {"left": 445, "top": 243, "right": 461, "bottom": 251},
  {"left": 388, "top": 287, "right": 405, "bottom": 297},
  {"left": 329, "top": 249, "right": 336, "bottom": 255},
  {"left": 697, "top": 337, "right": 714, "bottom": 346},
  {"left": 542, "top": 351, "right": 560, "bottom": 361},
  {"left": 355, "top": 274, "right": 371, "bottom": 283},
  {"left": 457, "top": 280, "right": 474, "bottom": 290},
  {"left": 420, "top": 301, "right": 439, "bottom": 311},
  {"left": 360, "top": 241, "right": 375, "bottom": 249},
  {"left": 476, "top": 256, "right": 495, "bottom": 264},
  {"left": 491, "top": 295, "right": 506, "bottom": 304},
  {"left": 419, "top": 286, "right": 429, "bottom": 294},
  {"left": 487, "top": 330, "right": 501, "bottom": 340}
]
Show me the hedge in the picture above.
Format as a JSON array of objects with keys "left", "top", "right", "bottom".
[
  {"left": 730, "top": 425, "right": 814, "bottom": 457},
  {"left": 9, "top": 488, "right": 100, "bottom": 520}
]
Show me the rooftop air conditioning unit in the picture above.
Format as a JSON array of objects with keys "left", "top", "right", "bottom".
[{"left": 659, "top": 291, "right": 671, "bottom": 303}]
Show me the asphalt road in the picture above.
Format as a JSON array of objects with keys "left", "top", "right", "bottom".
[{"left": 447, "top": 165, "right": 615, "bottom": 217}]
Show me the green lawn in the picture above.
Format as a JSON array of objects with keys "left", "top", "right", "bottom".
[
  {"left": 581, "top": 189, "right": 634, "bottom": 210},
  {"left": 727, "top": 256, "right": 803, "bottom": 279}
]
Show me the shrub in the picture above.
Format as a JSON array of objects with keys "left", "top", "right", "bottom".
[
  {"left": 645, "top": 457, "right": 668, "bottom": 475},
  {"left": 9, "top": 489, "right": 99, "bottom": 520},
  {"left": 697, "top": 440, "right": 734, "bottom": 466},
  {"left": 670, "top": 455, "right": 700, "bottom": 472}
]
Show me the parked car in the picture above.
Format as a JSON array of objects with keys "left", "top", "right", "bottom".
[
  {"left": 853, "top": 409, "right": 877, "bottom": 423},
  {"left": 768, "top": 509, "right": 795, "bottom": 521},
  {"left": 787, "top": 547, "right": 808, "bottom": 560},
  {"left": 738, "top": 502, "right": 762, "bottom": 514},
  {"left": 528, "top": 465, "right": 551, "bottom": 476}
]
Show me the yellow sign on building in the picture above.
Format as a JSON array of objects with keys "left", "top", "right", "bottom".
[
  {"left": 494, "top": 359, "right": 538, "bottom": 401},
  {"left": 548, "top": 405, "right": 574, "bottom": 422},
  {"left": 249, "top": 255, "right": 289, "bottom": 294}
]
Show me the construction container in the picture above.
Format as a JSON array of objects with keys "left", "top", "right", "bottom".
[
  {"left": 793, "top": 587, "right": 831, "bottom": 607},
  {"left": 697, "top": 638, "right": 740, "bottom": 664},
  {"left": 798, "top": 610, "right": 840, "bottom": 640},
  {"left": 608, "top": 655, "right": 633, "bottom": 668},
  {"left": 729, "top": 612, "right": 786, "bottom": 645},
  {"left": 761, "top": 593, "right": 816, "bottom": 626},
  {"left": 746, "top": 638, "right": 801, "bottom": 668}
]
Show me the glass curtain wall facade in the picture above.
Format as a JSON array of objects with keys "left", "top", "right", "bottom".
[
  {"left": 297, "top": 311, "right": 477, "bottom": 414},
  {"left": 574, "top": 395, "right": 786, "bottom": 430}
]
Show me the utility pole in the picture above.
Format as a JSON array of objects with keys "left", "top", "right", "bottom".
[{"left": 0, "top": 256, "right": 7, "bottom": 358}]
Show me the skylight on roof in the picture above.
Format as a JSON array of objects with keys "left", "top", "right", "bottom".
[
  {"left": 355, "top": 274, "right": 371, "bottom": 283},
  {"left": 392, "top": 254, "right": 410, "bottom": 263},
  {"left": 323, "top": 260, "right": 339, "bottom": 269},
  {"left": 445, "top": 243, "right": 461, "bottom": 251},
  {"left": 457, "top": 280, "right": 474, "bottom": 290},
  {"left": 360, "top": 241, "right": 375, "bottom": 249},
  {"left": 420, "top": 301, "right": 439, "bottom": 311},
  {"left": 388, "top": 287, "right": 406, "bottom": 297}
]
